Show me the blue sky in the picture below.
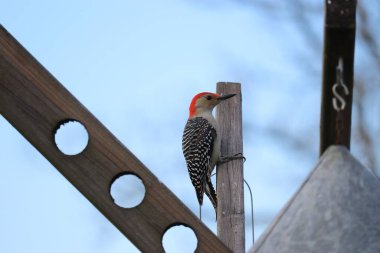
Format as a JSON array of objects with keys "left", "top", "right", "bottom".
[{"left": 0, "top": 0, "right": 324, "bottom": 252}]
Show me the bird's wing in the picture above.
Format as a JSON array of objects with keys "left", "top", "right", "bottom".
[{"left": 182, "top": 117, "right": 217, "bottom": 205}]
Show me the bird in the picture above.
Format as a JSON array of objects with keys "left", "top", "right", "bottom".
[{"left": 182, "top": 92, "right": 238, "bottom": 219}]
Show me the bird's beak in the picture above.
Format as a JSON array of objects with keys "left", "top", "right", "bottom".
[{"left": 217, "top": 94, "right": 236, "bottom": 101}]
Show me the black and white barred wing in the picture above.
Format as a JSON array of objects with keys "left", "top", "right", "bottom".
[{"left": 182, "top": 117, "right": 216, "bottom": 205}]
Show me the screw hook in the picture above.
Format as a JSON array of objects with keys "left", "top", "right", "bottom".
[{"left": 332, "top": 57, "right": 349, "bottom": 111}]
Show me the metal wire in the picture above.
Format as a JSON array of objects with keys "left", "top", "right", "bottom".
[
  {"left": 211, "top": 173, "right": 254, "bottom": 245},
  {"left": 244, "top": 178, "right": 255, "bottom": 245}
]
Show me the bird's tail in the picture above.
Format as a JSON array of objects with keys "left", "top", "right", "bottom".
[
  {"left": 195, "top": 184, "right": 204, "bottom": 206},
  {"left": 205, "top": 176, "right": 217, "bottom": 217}
]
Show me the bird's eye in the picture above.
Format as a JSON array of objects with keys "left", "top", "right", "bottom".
[{"left": 206, "top": 95, "right": 212, "bottom": 100}]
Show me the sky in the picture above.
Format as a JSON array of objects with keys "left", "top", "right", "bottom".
[{"left": 0, "top": 0, "right": 324, "bottom": 252}]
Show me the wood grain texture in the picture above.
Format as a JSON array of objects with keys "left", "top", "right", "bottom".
[
  {"left": 0, "top": 25, "right": 232, "bottom": 253},
  {"left": 216, "top": 82, "right": 245, "bottom": 253}
]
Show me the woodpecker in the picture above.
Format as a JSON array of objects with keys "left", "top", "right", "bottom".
[{"left": 182, "top": 92, "right": 236, "bottom": 216}]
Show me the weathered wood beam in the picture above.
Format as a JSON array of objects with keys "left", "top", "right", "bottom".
[{"left": 0, "top": 25, "right": 231, "bottom": 253}]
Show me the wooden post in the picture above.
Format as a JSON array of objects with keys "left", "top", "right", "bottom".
[
  {"left": 320, "top": 0, "right": 356, "bottom": 155},
  {"left": 216, "top": 82, "right": 245, "bottom": 253}
]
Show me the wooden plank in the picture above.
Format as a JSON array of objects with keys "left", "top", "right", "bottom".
[
  {"left": 216, "top": 82, "right": 245, "bottom": 253},
  {"left": 249, "top": 146, "right": 380, "bottom": 253},
  {"left": 0, "top": 25, "right": 232, "bottom": 253},
  {"left": 320, "top": 0, "right": 357, "bottom": 155}
]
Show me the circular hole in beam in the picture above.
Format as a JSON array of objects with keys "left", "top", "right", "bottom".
[
  {"left": 54, "top": 119, "right": 89, "bottom": 155},
  {"left": 110, "top": 173, "right": 145, "bottom": 208},
  {"left": 162, "top": 224, "right": 198, "bottom": 253}
]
